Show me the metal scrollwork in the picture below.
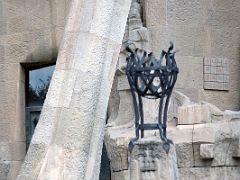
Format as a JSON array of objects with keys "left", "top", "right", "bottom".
[{"left": 126, "top": 42, "right": 179, "bottom": 153}]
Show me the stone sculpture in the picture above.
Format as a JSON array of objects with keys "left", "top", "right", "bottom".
[{"left": 129, "top": 139, "right": 178, "bottom": 180}]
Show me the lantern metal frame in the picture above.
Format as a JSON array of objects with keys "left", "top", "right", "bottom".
[{"left": 126, "top": 42, "right": 179, "bottom": 153}]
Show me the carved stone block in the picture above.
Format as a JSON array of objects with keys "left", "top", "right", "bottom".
[
  {"left": 200, "top": 144, "right": 214, "bottom": 160},
  {"left": 232, "top": 139, "right": 240, "bottom": 158},
  {"left": 129, "top": 139, "right": 179, "bottom": 180},
  {"left": 203, "top": 57, "right": 229, "bottom": 91},
  {"left": 178, "top": 104, "right": 211, "bottom": 125}
]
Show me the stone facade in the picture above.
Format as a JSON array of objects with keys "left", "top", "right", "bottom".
[
  {"left": 16, "top": 0, "right": 131, "bottom": 179},
  {"left": 105, "top": 0, "right": 240, "bottom": 179},
  {"left": 143, "top": 0, "right": 240, "bottom": 110},
  {"left": 105, "top": 90, "right": 240, "bottom": 179},
  {"left": 0, "top": 0, "right": 239, "bottom": 179},
  {"left": 0, "top": 0, "right": 63, "bottom": 179}
]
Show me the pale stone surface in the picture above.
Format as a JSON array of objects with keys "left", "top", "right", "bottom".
[
  {"left": 143, "top": 0, "right": 166, "bottom": 27},
  {"left": 105, "top": 124, "right": 134, "bottom": 172},
  {"left": 105, "top": 90, "right": 192, "bottom": 178},
  {"left": 224, "top": 110, "right": 240, "bottom": 122},
  {"left": 105, "top": 124, "right": 179, "bottom": 180},
  {"left": 7, "top": 161, "right": 23, "bottom": 180},
  {"left": 130, "top": 139, "right": 178, "bottom": 180},
  {"left": 193, "top": 124, "right": 215, "bottom": 143},
  {"left": 169, "top": 125, "right": 193, "bottom": 144},
  {"left": 146, "top": 0, "right": 240, "bottom": 111},
  {"left": 17, "top": 0, "right": 132, "bottom": 180},
  {"left": 203, "top": 102, "right": 224, "bottom": 122},
  {"left": 0, "top": 161, "right": 10, "bottom": 179},
  {"left": 175, "top": 143, "right": 194, "bottom": 168},
  {"left": 178, "top": 104, "right": 211, "bottom": 125},
  {"left": 0, "top": 0, "right": 240, "bottom": 179},
  {"left": 105, "top": 92, "right": 240, "bottom": 179},
  {"left": 117, "top": 75, "right": 129, "bottom": 91},
  {"left": 111, "top": 0, "right": 152, "bottom": 127},
  {"left": 179, "top": 167, "right": 240, "bottom": 180},
  {"left": 232, "top": 139, "right": 240, "bottom": 158},
  {"left": 200, "top": 144, "right": 214, "bottom": 160},
  {"left": 106, "top": 85, "right": 240, "bottom": 179},
  {"left": 0, "top": 0, "right": 55, "bottom": 176},
  {"left": 110, "top": 90, "right": 134, "bottom": 126},
  {"left": 111, "top": 170, "right": 128, "bottom": 180}
]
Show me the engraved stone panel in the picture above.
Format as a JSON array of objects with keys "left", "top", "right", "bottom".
[
  {"left": 203, "top": 57, "right": 229, "bottom": 91},
  {"left": 129, "top": 139, "right": 179, "bottom": 180}
]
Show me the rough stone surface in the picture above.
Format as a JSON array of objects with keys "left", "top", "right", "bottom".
[
  {"left": 0, "top": 161, "right": 10, "bottom": 179},
  {"left": 16, "top": 0, "right": 132, "bottom": 179},
  {"left": 179, "top": 167, "right": 240, "bottom": 180},
  {"left": 111, "top": 170, "right": 129, "bottom": 180},
  {"left": 106, "top": 90, "right": 240, "bottom": 179},
  {"left": 130, "top": 139, "right": 178, "bottom": 180},
  {"left": 224, "top": 110, "right": 240, "bottom": 122},
  {"left": 105, "top": 124, "right": 134, "bottom": 172},
  {"left": 175, "top": 143, "right": 194, "bottom": 168},
  {"left": 178, "top": 104, "right": 211, "bottom": 125},
  {"left": 200, "top": 144, "right": 214, "bottom": 160},
  {"left": 0, "top": 0, "right": 240, "bottom": 179},
  {"left": 146, "top": 0, "right": 240, "bottom": 111},
  {"left": 0, "top": 0, "right": 56, "bottom": 178},
  {"left": 232, "top": 139, "right": 240, "bottom": 158}
]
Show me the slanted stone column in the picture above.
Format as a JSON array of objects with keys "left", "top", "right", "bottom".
[
  {"left": 17, "top": 0, "right": 131, "bottom": 179},
  {"left": 130, "top": 138, "right": 179, "bottom": 180}
]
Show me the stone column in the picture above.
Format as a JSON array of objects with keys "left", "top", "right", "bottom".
[
  {"left": 130, "top": 138, "right": 179, "bottom": 180},
  {"left": 17, "top": 0, "right": 131, "bottom": 179}
]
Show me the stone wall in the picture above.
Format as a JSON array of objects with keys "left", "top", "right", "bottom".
[
  {"left": 143, "top": 0, "right": 240, "bottom": 110},
  {"left": 106, "top": 0, "right": 240, "bottom": 179},
  {"left": 173, "top": 102, "right": 240, "bottom": 179},
  {"left": 0, "top": 0, "right": 240, "bottom": 179},
  {"left": 105, "top": 91, "right": 240, "bottom": 179},
  {"left": 16, "top": 0, "right": 132, "bottom": 179},
  {"left": 0, "top": 0, "right": 70, "bottom": 179}
]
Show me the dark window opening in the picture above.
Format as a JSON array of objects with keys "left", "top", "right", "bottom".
[
  {"left": 26, "top": 64, "right": 55, "bottom": 106},
  {"left": 100, "top": 143, "right": 111, "bottom": 180},
  {"left": 24, "top": 63, "right": 55, "bottom": 150}
]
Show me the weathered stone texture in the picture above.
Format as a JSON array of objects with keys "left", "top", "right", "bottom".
[
  {"left": 175, "top": 143, "right": 194, "bottom": 168},
  {"left": 106, "top": 88, "right": 240, "bottom": 179},
  {"left": 0, "top": 161, "right": 10, "bottom": 179},
  {"left": 130, "top": 139, "right": 178, "bottom": 180},
  {"left": 179, "top": 167, "right": 240, "bottom": 180},
  {"left": 105, "top": 0, "right": 240, "bottom": 179},
  {"left": 16, "top": 0, "right": 131, "bottom": 179},
  {"left": 111, "top": 170, "right": 129, "bottom": 180},
  {"left": 178, "top": 104, "right": 211, "bottom": 125},
  {"left": 143, "top": 0, "right": 166, "bottom": 27},
  {"left": 175, "top": 56, "right": 203, "bottom": 90},
  {"left": 200, "top": 144, "right": 214, "bottom": 160},
  {"left": 145, "top": 0, "right": 240, "bottom": 110},
  {"left": 0, "top": 0, "right": 239, "bottom": 179},
  {"left": 105, "top": 124, "right": 133, "bottom": 172},
  {"left": 105, "top": 125, "right": 179, "bottom": 180}
]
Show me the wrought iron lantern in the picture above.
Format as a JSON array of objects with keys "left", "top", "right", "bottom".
[{"left": 126, "top": 42, "right": 179, "bottom": 153}]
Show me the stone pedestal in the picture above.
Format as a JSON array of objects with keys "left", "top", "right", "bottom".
[{"left": 130, "top": 138, "right": 179, "bottom": 180}]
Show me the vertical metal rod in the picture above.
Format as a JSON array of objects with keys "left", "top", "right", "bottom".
[{"left": 138, "top": 94, "right": 144, "bottom": 138}]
